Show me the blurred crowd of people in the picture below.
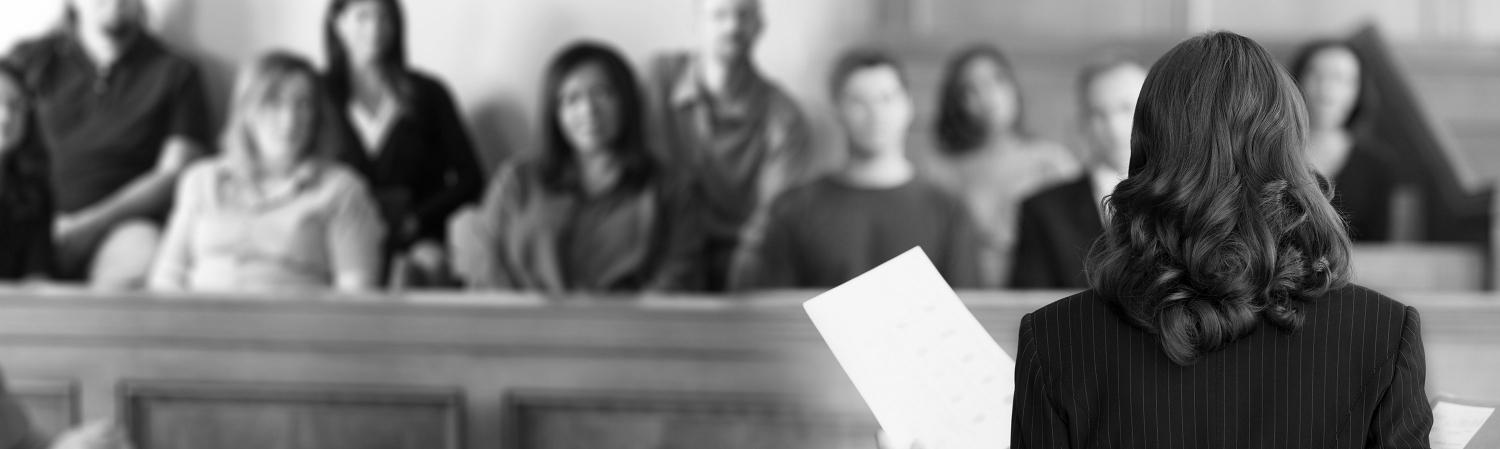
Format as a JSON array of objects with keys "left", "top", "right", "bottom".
[{"left": 0, "top": 0, "right": 1399, "bottom": 295}]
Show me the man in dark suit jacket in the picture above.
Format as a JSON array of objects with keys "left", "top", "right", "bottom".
[{"left": 1011, "top": 57, "right": 1147, "bottom": 289}]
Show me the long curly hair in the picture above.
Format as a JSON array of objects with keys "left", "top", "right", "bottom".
[{"left": 1085, "top": 31, "right": 1353, "bottom": 366}]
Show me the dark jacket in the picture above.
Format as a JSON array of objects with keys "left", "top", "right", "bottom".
[
  {"left": 326, "top": 70, "right": 484, "bottom": 250},
  {"left": 1010, "top": 175, "right": 1102, "bottom": 289},
  {"left": 1013, "top": 285, "right": 1433, "bottom": 448}
]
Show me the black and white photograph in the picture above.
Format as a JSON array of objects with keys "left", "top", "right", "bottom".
[{"left": 0, "top": 0, "right": 1496, "bottom": 448}]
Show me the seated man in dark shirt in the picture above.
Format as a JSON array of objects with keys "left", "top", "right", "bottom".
[
  {"left": 1010, "top": 57, "right": 1146, "bottom": 289},
  {"left": 5, "top": 0, "right": 212, "bottom": 289},
  {"left": 738, "top": 49, "right": 982, "bottom": 289}
]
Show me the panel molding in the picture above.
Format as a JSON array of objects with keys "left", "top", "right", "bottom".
[
  {"left": 506, "top": 390, "right": 876, "bottom": 449},
  {"left": 8, "top": 378, "right": 77, "bottom": 438},
  {"left": 121, "top": 380, "right": 464, "bottom": 449}
]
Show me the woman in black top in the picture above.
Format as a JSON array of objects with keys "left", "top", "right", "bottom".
[
  {"left": 323, "top": 0, "right": 484, "bottom": 286},
  {"left": 1011, "top": 31, "right": 1431, "bottom": 448},
  {"left": 0, "top": 64, "right": 54, "bottom": 280},
  {"left": 1290, "top": 40, "right": 1398, "bottom": 241}
]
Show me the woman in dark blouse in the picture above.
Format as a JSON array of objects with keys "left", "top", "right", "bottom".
[
  {"left": 0, "top": 64, "right": 54, "bottom": 280},
  {"left": 448, "top": 42, "right": 701, "bottom": 293},
  {"left": 1012, "top": 31, "right": 1430, "bottom": 448},
  {"left": 323, "top": 0, "right": 484, "bottom": 285},
  {"left": 1290, "top": 40, "right": 1398, "bottom": 241}
]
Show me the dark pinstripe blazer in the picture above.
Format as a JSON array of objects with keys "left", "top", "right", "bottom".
[{"left": 1012, "top": 285, "right": 1433, "bottom": 448}]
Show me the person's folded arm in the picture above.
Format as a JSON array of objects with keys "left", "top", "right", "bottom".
[
  {"left": 448, "top": 165, "right": 520, "bottom": 290},
  {"left": 58, "top": 137, "right": 203, "bottom": 239},
  {"left": 328, "top": 178, "right": 387, "bottom": 293},
  {"left": 145, "top": 164, "right": 208, "bottom": 292}
]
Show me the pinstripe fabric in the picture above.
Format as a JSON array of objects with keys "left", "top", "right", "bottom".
[{"left": 1012, "top": 285, "right": 1433, "bottom": 448}]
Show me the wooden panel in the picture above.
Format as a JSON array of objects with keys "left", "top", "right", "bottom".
[
  {"left": 122, "top": 382, "right": 460, "bottom": 449},
  {"left": 510, "top": 391, "right": 875, "bottom": 449},
  {"left": 1351, "top": 243, "right": 1487, "bottom": 291},
  {"left": 0, "top": 288, "right": 1497, "bottom": 447},
  {"left": 9, "top": 378, "right": 76, "bottom": 438}
]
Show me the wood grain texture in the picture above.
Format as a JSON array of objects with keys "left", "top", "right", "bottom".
[
  {"left": 0, "top": 287, "right": 1496, "bottom": 447},
  {"left": 122, "top": 381, "right": 460, "bottom": 449},
  {"left": 510, "top": 390, "right": 876, "bottom": 449}
]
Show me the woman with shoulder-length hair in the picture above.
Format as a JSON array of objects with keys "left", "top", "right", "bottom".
[
  {"left": 1011, "top": 31, "right": 1431, "bottom": 448},
  {"left": 148, "top": 51, "right": 386, "bottom": 293},
  {"left": 1289, "top": 39, "right": 1400, "bottom": 241},
  {"left": 322, "top": 0, "right": 484, "bottom": 286},
  {"left": 448, "top": 41, "right": 702, "bottom": 293},
  {"left": 928, "top": 44, "right": 1081, "bottom": 288}
]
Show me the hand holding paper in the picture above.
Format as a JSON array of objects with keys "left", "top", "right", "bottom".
[{"left": 804, "top": 248, "right": 1014, "bottom": 449}]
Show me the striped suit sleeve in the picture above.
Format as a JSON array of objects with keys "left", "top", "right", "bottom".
[
  {"left": 1366, "top": 306, "right": 1433, "bottom": 449},
  {"left": 1012, "top": 313, "right": 1071, "bottom": 449}
]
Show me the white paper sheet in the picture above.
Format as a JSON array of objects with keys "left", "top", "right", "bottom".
[
  {"left": 1433, "top": 401, "right": 1495, "bottom": 449},
  {"left": 804, "top": 248, "right": 1015, "bottom": 449}
]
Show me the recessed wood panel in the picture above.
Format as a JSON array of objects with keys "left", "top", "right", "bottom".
[
  {"left": 511, "top": 391, "right": 877, "bottom": 449},
  {"left": 123, "top": 381, "right": 461, "bottom": 449},
  {"left": 8, "top": 379, "right": 76, "bottom": 438}
]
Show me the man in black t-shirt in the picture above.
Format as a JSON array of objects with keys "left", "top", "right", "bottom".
[
  {"left": 740, "top": 50, "right": 983, "bottom": 289},
  {"left": 5, "top": 0, "right": 212, "bottom": 288}
]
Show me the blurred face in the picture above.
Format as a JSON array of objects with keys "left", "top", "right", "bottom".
[
  {"left": 838, "top": 65, "right": 912, "bottom": 160},
  {"left": 70, "top": 0, "right": 141, "bottom": 34},
  {"left": 557, "top": 62, "right": 623, "bottom": 157},
  {"left": 697, "top": 0, "right": 763, "bottom": 62},
  {"left": 249, "top": 74, "right": 318, "bottom": 162},
  {"left": 1299, "top": 46, "right": 1360, "bottom": 130},
  {"left": 959, "top": 57, "right": 1020, "bottom": 132},
  {"left": 335, "top": 1, "right": 395, "bottom": 67},
  {"left": 1082, "top": 64, "right": 1146, "bottom": 173},
  {"left": 0, "top": 75, "right": 26, "bottom": 154}
]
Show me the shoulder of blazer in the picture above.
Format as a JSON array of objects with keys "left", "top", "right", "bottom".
[
  {"left": 1026, "top": 290, "right": 1112, "bottom": 338},
  {"left": 1318, "top": 284, "right": 1413, "bottom": 349}
]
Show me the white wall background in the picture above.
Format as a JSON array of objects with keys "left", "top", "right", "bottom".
[{"left": 0, "top": 0, "right": 874, "bottom": 169}]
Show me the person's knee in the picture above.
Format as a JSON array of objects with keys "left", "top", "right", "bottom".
[{"left": 89, "top": 219, "right": 162, "bottom": 290}]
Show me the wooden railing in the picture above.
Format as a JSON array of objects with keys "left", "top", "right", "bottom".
[{"left": 0, "top": 288, "right": 1497, "bottom": 448}]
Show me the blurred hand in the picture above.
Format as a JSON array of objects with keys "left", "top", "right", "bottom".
[
  {"left": 51, "top": 420, "right": 131, "bottom": 449},
  {"left": 407, "top": 240, "right": 445, "bottom": 273},
  {"left": 54, "top": 214, "right": 100, "bottom": 244}
]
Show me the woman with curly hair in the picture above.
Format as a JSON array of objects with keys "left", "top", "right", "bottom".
[{"left": 1010, "top": 31, "right": 1431, "bottom": 448}]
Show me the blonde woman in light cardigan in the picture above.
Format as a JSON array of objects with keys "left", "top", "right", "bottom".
[{"left": 149, "top": 52, "right": 385, "bottom": 293}]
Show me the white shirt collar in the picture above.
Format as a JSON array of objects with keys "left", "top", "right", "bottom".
[{"left": 1090, "top": 167, "right": 1125, "bottom": 225}]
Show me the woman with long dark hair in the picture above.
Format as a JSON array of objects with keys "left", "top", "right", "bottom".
[
  {"left": 928, "top": 44, "right": 1080, "bottom": 287},
  {"left": 323, "top": 0, "right": 484, "bottom": 285},
  {"left": 0, "top": 64, "right": 54, "bottom": 281},
  {"left": 1289, "top": 40, "right": 1399, "bottom": 241},
  {"left": 448, "top": 42, "right": 700, "bottom": 292},
  {"left": 1011, "top": 31, "right": 1430, "bottom": 447}
]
